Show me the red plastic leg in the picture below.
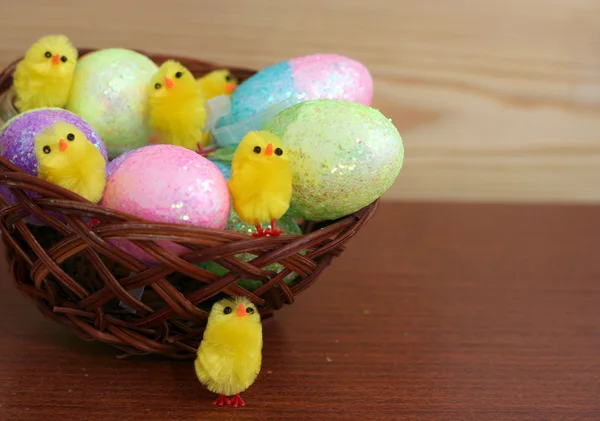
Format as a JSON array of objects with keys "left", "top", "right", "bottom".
[
  {"left": 252, "top": 224, "right": 268, "bottom": 238},
  {"left": 212, "top": 394, "right": 229, "bottom": 406},
  {"left": 196, "top": 142, "right": 217, "bottom": 157},
  {"left": 228, "top": 394, "right": 245, "bottom": 408},
  {"left": 85, "top": 218, "right": 101, "bottom": 229},
  {"left": 268, "top": 219, "right": 284, "bottom": 237}
]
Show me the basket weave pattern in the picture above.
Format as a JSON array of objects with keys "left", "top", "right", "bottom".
[{"left": 0, "top": 49, "right": 378, "bottom": 359}]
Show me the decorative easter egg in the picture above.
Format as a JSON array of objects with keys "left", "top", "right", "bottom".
[
  {"left": 0, "top": 107, "right": 107, "bottom": 176},
  {"left": 200, "top": 209, "right": 303, "bottom": 290},
  {"left": 105, "top": 148, "right": 134, "bottom": 179},
  {"left": 208, "top": 159, "right": 231, "bottom": 181},
  {"left": 263, "top": 99, "right": 404, "bottom": 220},
  {"left": 66, "top": 48, "right": 158, "bottom": 158},
  {"left": 217, "top": 54, "right": 373, "bottom": 130},
  {"left": 102, "top": 144, "right": 230, "bottom": 263},
  {"left": 0, "top": 107, "right": 108, "bottom": 223}
]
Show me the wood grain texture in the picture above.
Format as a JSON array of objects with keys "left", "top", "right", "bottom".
[
  {"left": 1, "top": 202, "right": 600, "bottom": 420},
  {"left": 1, "top": 0, "right": 600, "bottom": 202}
]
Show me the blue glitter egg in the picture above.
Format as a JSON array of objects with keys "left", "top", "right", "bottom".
[{"left": 217, "top": 61, "right": 295, "bottom": 128}]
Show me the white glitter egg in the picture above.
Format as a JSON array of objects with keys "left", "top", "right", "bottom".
[
  {"left": 66, "top": 48, "right": 158, "bottom": 158},
  {"left": 263, "top": 99, "right": 404, "bottom": 221}
]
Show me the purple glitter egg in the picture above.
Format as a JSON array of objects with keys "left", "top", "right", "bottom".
[
  {"left": 0, "top": 107, "right": 108, "bottom": 177},
  {"left": 0, "top": 107, "right": 108, "bottom": 224},
  {"left": 102, "top": 144, "right": 230, "bottom": 264}
]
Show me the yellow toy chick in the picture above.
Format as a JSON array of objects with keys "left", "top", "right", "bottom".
[
  {"left": 34, "top": 121, "right": 106, "bottom": 203},
  {"left": 146, "top": 60, "right": 210, "bottom": 151},
  {"left": 13, "top": 35, "right": 78, "bottom": 112},
  {"left": 228, "top": 131, "right": 292, "bottom": 238},
  {"left": 194, "top": 296, "right": 263, "bottom": 407},
  {"left": 196, "top": 69, "right": 238, "bottom": 100}
]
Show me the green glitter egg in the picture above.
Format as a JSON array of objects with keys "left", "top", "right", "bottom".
[
  {"left": 66, "top": 48, "right": 158, "bottom": 158},
  {"left": 263, "top": 99, "right": 404, "bottom": 220},
  {"left": 199, "top": 208, "right": 303, "bottom": 291}
]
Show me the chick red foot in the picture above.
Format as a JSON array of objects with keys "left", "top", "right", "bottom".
[
  {"left": 212, "top": 394, "right": 245, "bottom": 407},
  {"left": 252, "top": 220, "right": 284, "bottom": 238},
  {"left": 265, "top": 219, "right": 284, "bottom": 237},
  {"left": 252, "top": 224, "right": 268, "bottom": 238},
  {"left": 228, "top": 394, "right": 246, "bottom": 408},
  {"left": 85, "top": 218, "right": 101, "bottom": 229},
  {"left": 196, "top": 142, "right": 216, "bottom": 157},
  {"left": 212, "top": 394, "right": 229, "bottom": 406}
]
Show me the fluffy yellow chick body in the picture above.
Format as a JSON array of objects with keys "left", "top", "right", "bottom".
[
  {"left": 13, "top": 35, "right": 78, "bottom": 112},
  {"left": 195, "top": 296, "right": 262, "bottom": 407},
  {"left": 146, "top": 60, "right": 209, "bottom": 150},
  {"left": 228, "top": 131, "right": 292, "bottom": 237},
  {"left": 196, "top": 69, "right": 238, "bottom": 100},
  {"left": 34, "top": 121, "right": 106, "bottom": 203}
]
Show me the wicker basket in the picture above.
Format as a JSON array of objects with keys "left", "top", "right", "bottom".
[{"left": 0, "top": 48, "right": 379, "bottom": 359}]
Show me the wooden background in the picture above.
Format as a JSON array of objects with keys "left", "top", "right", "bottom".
[{"left": 1, "top": 0, "right": 599, "bottom": 203}]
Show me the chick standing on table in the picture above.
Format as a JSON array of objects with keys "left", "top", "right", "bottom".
[
  {"left": 146, "top": 60, "right": 213, "bottom": 153},
  {"left": 34, "top": 121, "right": 106, "bottom": 203},
  {"left": 228, "top": 131, "right": 292, "bottom": 238},
  {"left": 13, "top": 34, "right": 78, "bottom": 112},
  {"left": 196, "top": 69, "right": 238, "bottom": 100},
  {"left": 195, "top": 296, "right": 263, "bottom": 407}
]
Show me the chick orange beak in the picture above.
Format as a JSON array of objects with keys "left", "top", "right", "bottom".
[
  {"left": 163, "top": 76, "right": 174, "bottom": 89},
  {"left": 265, "top": 143, "right": 273, "bottom": 156},
  {"left": 224, "top": 83, "right": 237, "bottom": 94},
  {"left": 52, "top": 54, "right": 60, "bottom": 65},
  {"left": 236, "top": 303, "right": 246, "bottom": 318},
  {"left": 59, "top": 139, "right": 68, "bottom": 152}
]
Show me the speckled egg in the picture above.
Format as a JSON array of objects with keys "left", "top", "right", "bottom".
[
  {"left": 199, "top": 209, "right": 303, "bottom": 290},
  {"left": 208, "top": 159, "right": 231, "bottom": 181},
  {"left": 66, "top": 48, "right": 158, "bottom": 158},
  {"left": 217, "top": 54, "right": 373, "bottom": 130},
  {"left": 102, "top": 144, "right": 230, "bottom": 263},
  {"left": 263, "top": 99, "right": 404, "bottom": 221},
  {"left": 0, "top": 108, "right": 108, "bottom": 223}
]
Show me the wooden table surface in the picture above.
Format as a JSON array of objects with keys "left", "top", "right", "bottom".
[{"left": 1, "top": 202, "right": 599, "bottom": 421}]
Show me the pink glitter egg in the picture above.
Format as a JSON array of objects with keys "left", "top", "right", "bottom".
[
  {"left": 102, "top": 144, "right": 230, "bottom": 263},
  {"left": 289, "top": 54, "right": 373, "bottom": 105},
  {"left": 218, "top": 53, "right": 373, "bottom": 127}
]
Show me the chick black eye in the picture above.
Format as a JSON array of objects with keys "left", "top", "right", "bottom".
[
  {"left": 60, "top": 56, "right": 67, "bottom": 63},
  {"left": 223, "top": 306, "right": 232, "bottom": 314},
  {"left": 275, "top": 148, "right": 283, "bottom": 156},
  {"left": 67, "top": 133, "right": 75, "bottom": 141},
  {"left": 225, "top": 74, "right": 231, "bottom": 82},
  {"left": 175, "top": 71, "right": 183, "bottom": 78},
  {"left": 43, "top": 145, "right": 51, "bottom": 154},
  {"left": 44, "top": 51, "right": 52, "bottom": 58},
  {"left": 154, "top": 83, "right": 161, "bottom": 89},
  {"left": 253, "top": 146, "right": 261, "bottom": 154},
  {"left": 246, "top": 307, "right": 255, "bottom": 314}
]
